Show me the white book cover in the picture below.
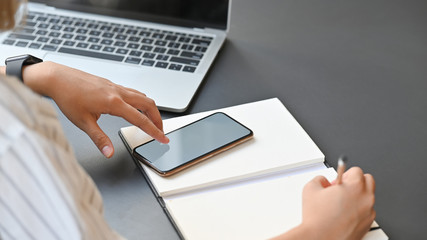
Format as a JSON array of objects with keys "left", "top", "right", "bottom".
[
  {"left": 120, "top": 98, "right": 325, "bottom": 197},
  {"left": 164, "top": 168, "right": 388, "bottom": 240}
]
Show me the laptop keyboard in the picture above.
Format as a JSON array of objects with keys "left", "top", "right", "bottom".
[{"left": 2, "top": 11, "right": 214, "bottom": 73}]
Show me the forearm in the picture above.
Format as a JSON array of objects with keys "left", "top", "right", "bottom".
[
  {"left": 22, "top": 61, "right": 57, "bottom": 97},
  {"left": 1, "top": 61, "right": 56, "bottom": 97},
  {"left": 270, "top": 224, "right": 319, "bottom": 240}
]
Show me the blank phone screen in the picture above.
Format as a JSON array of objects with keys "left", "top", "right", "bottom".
[{"left": 134, "top": 112, "right": 252, "bottom": 173}]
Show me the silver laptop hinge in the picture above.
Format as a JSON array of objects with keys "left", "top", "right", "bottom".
[{"left": 192, "top": 28, "right": 206, "bottom": 32}]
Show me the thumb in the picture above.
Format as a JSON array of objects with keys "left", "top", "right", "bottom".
[
  {"left": 307, "top": 175, "right": 332, "bottom": 189},
  {"left": 84, "top": 120, "right": 114, "bottom": 158}
]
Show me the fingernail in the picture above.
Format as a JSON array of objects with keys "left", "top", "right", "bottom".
[{"left": 102, "top": 145, "right": 113, "bottom": 158}]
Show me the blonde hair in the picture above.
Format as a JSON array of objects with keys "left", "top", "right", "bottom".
[{"left": 0, "top": 0, "right": 27, "bottom": 31}]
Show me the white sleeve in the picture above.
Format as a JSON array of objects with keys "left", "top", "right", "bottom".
[{"left": 0, "top": 76, "right": 125, "bottom": 240}]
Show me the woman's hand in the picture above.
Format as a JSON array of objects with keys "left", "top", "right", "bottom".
[
  {"left": 301, "top": 167, "right": 376, "bottom": 240},
  {"left": 22, "top": 61, "right": 169, "bottom": 158},
  {"left": 271, "top": 167, "right": 376, "bottom": 240}
]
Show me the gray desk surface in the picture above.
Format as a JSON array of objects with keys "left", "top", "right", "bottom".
[{"left": 58, "top": 0, "right": 427, "bottom": 239}]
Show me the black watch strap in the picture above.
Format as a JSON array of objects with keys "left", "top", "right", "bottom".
[{"left": 5, "top": 54, "right": 43, "bottom": 82}]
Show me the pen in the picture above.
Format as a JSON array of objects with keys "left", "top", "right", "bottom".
[{"left": 336, "top": 155, "right": 347, "bottom": 185}]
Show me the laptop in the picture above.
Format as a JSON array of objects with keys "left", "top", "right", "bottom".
[{"left": 0, "top": 0, "right": 230, "bottom": 112}]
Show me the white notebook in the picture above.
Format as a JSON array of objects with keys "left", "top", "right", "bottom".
[{"left": 119, "top": 98, "right": 388, "bottom": 240}]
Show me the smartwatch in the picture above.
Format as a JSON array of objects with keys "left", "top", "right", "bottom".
[{"left": 5, "top": 54, "right": 43, "bottom": 82}]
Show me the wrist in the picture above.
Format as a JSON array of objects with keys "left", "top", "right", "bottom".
[
  {"left": 0, "top": 66, "right": 5, "bottom": 75},
  {"left": 270, "top": 223, "right": 318, "bottom": 240},
  {"left": 22, "top": 61, "right": 57, "bottom": 97}
]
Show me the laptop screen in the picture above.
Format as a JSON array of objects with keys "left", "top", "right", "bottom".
[{"left": 31, "top": 0, "right": 229, "bottom": 30}]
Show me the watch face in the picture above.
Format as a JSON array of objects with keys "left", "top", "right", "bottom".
[{"left": 5, "top": 54, "right": 43, "bottom": 65}]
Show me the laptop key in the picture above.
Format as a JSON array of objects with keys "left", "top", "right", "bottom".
[
  {"left": 16, "top": 41, "right": 29, "bottom": 47},
  {"left": 62, "top": 20, "right": 73, "bottom": 25},
  {"left": 152, "top": 33, "right": 165, "bottom": 39},
  {"left": 125, "top": 57, "right": 142, "bottom": 64},
  {"left": 168, "top": 42, "right": 181, "bottom": 49},
  {"left": 192, "top": 39, "right": 211, "bottom": 46},
  {"left": 89, "top": 30, "right": 101, "bottom": 36},
  {"left": 100, "top": 25, "right": 112, "bottom": 31},
  {"left": 139, "top": 31, "right": 151, "bottom": 37},
  {"left": 127, "top": 43, "right": 140, "bottom": 49},
  {"left": 128, "top": 37, "right": 141, "bottom": 42},
  {"left": 165, "top": 35, "right": 177, "bottom": 41},
  {"left": 51, "top": 25, "right": 62, "bottom": 31},
  {"left": 167, "top": 49, "right": 180, "bottom": 56},
  {"left": 170, "top": 57, "right": 199, "bottom": 66},
  {"left": 114, "top": 41, "right": 126, "bottom": 47},
  {"left": 48, "top": 32, "right": 61, "bottom": 38},
  {"left": 87, "top": 23, "right": 99, "bottom": 29},
  {"left": 50, "top": 39, "right": 63, "bottom": 45},
  {"left": 142, "top": 59, "right": 155, "bottom": 66},
  {"left": 29, "top": 43, "right": 42, "bottom": 49},
  {"left": 64, "top": 40, "right": 76, "bottom": 46},
  {"left": 36, "top": 16, "right": 48, "bottom": 22},
  {"left": 37, "top": 37, "right": 49, "bottom": 43},
  {"left": 155, "top": 61, "right": 168, "bottom": 68},
  {"left": 156, "top": 54, "right": 169, "bottom": 61},
  {"left": 2, "top": 39, "right": 15, "bottom": 45},
  {"left": 181, "top": 44, "right": 194, "bottom": 51},
  {"left": 75, "top": 35, "right": 87, "bottom": 41},
  {"left": 195, "top": 46, "right": 208, "bottom": 53},
  {"left": 113, "top": 27, "right": 125, "bottom": 33},
  {"left": 23, "top": 21, "right": 37, "bottom": 27},
  {"left": 102, "top": 32, "right": 114, "bottom": 38},
  {"left": 88, "top": 37, "right": 100, "bottom": 43},
  {"left": 59, "top": 47, "right": 124, "bottom": 62},
  {"left": 126, "top": 29, "right": 138, "bottom": 35},
  {"left": 141, "top": 38, "right": 153, "bottom": 44},
  {"left": 116, "top": 48, "right": 129, "bottom": 55},
  {"left": 169, "top": 64, "right": 182, "bottom": 71},
  {"left": 103, "top": 46, "right": 115, "bottom": 52},
  {"left": 49, "top": 18, "right": 60, "bottom": 24},
  {"left": 89, "top": 44, "right": 102, "bottom": 51},
  {"left": 62, "top": 33, "right": 74, "bottom": 39},
  {"left": 153, "top": 47, "right": 166, "bottom": 54},
  {"left": 143, "top": 53, "right": 155, "bottom": 59},
  {"left": 42, "top": 44, "right": 58, "bottom": 51},
  {"left": 100, "top": 39, "right": 113, "bottom": 45},
  {"left": 130, "top": 50, "right": 142, "bottom": 57},
  {"left": 8, "top": 33, "right": 36, "bottom": 41},
  {"left": 15, "top": 28, "right": 35, "bottom": 34},
  {"left": 63, "top": 27, "right": 75, "bottom": 32},
  {"left": 36, "top": 30, "right": 48, "bottom": 35},
  {"left": 76, "top": 28, "right": 88, "bottom": 34},
  {"left": 74, "top": 22, "right": 86, "bottom": 27},
  {"left": 115, "top": 34, "right": 127, "bottom": 40},
  {"left": 178, "top": 37, "right": 191, "bottom": 43},
  {"left": 141, "top": 45, "right": 153, "bottom": 51},
  {"left": 155, "top": 40, "right": 167, "bottom": 46},
  {"left": 183, "top": 66, "right": 196, "bottom": 73},
  {"left": 181, "top": 51, "right": 203, "bottom": 60},
  {"left": 76, "top": 42, "right": 89, "bottom": 48}
]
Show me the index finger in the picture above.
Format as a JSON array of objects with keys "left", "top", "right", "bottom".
[
  {"left": 364, "top": 173, "right": 375, "bottom": 194},
  {"left": 111, "top": 102, "right": 169, "bottom": 143},
  {"left": 121, "top": 90, "right": 164, "bottom": 132}
]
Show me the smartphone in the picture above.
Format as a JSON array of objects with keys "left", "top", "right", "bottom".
[{"left": 133, "top": 112, "right": 253, "bottom": 177}]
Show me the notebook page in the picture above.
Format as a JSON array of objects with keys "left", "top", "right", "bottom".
[{"left": 164, "top": 167, "right": 388, "bottom": 240}]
